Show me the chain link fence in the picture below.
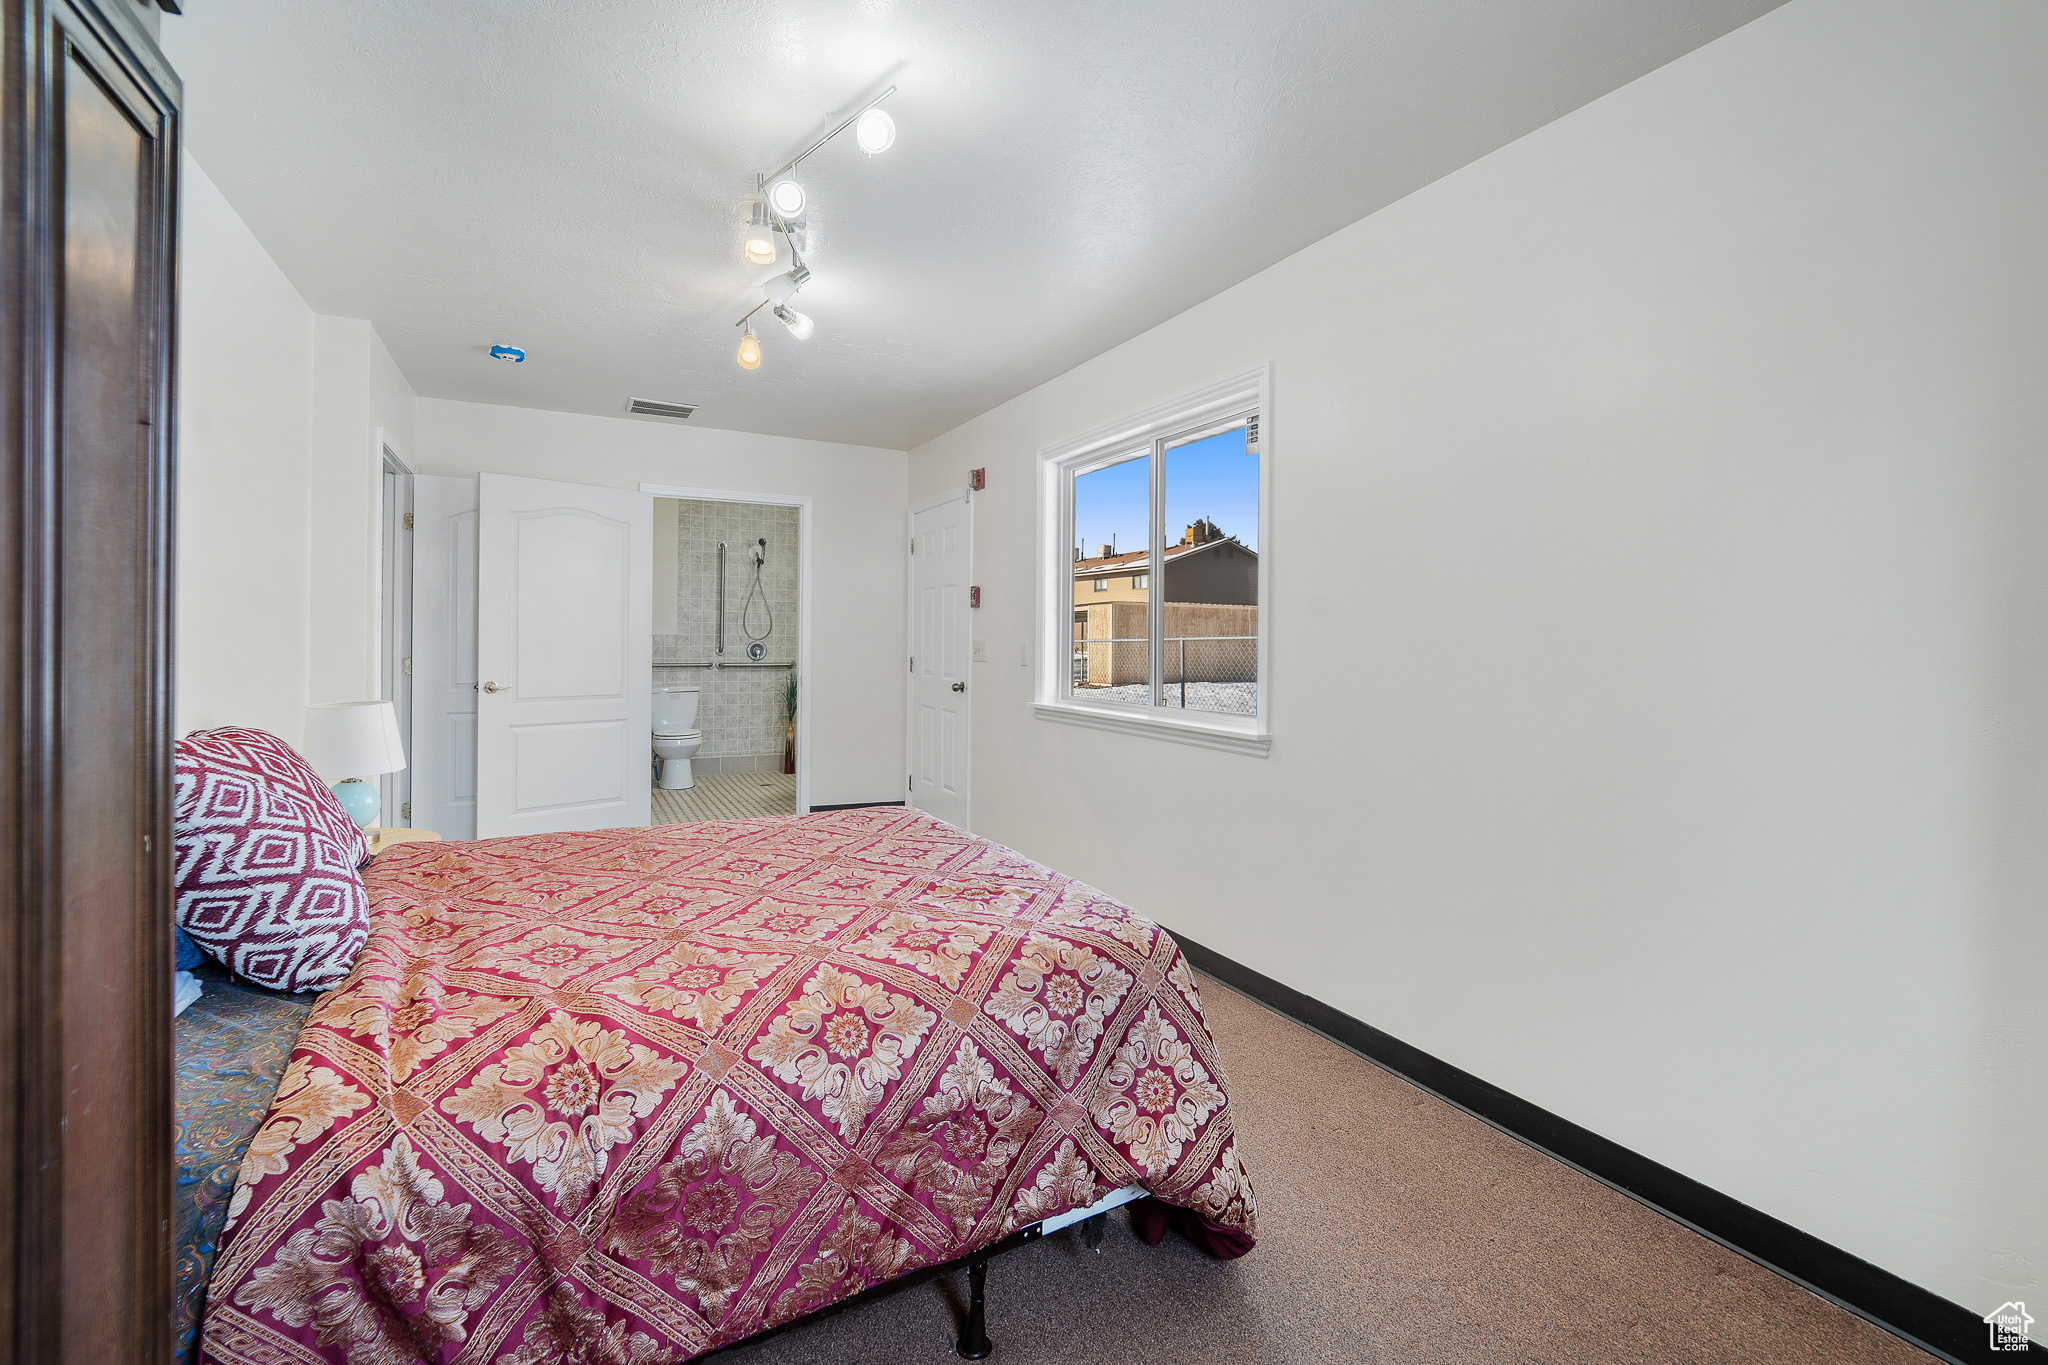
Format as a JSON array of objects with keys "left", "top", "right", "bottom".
[{"left": 1070, "top": 635, "right": 1256, "bottom": 715}]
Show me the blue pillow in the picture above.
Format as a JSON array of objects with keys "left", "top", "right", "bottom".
[{"left": 174, "top": 924, "right": 204, "bottom": 971}]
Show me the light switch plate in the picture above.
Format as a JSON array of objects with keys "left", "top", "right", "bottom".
[
  {"left": 971, "top": 640, "right": 987, "bottom": 663},
  {"left": 1019, "top": 641, "right": 1030, "bottom": 667}
]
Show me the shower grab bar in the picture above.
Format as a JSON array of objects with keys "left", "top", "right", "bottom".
[
  {"left": 715, "top": 542, "right": 726, "bottom": 658},
  {"left": 657, "top": 661, "right": 794, "bottom": 670}
]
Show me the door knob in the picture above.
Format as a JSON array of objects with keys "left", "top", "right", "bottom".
[
  {"left": 952, "top": 681, "right": 966, "bottom": 692},
  {"left": 482, "top": 681, "right": 507, "bottom": 693}
]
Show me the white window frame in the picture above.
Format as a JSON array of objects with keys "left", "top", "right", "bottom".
[{"left": 1035, "top": 365, "right": 1271, "bottom": 756}]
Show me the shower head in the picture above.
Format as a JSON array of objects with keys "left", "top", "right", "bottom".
[{"left": 753, "top": 538, "right": 766, "bottom": 566}]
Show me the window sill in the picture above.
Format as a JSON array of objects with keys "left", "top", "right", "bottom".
[{"left": 1032, "top": 701, "right": 1270, "bottom": 756}]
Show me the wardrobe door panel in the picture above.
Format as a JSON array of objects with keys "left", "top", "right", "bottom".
[
  {"left": 3, "top": 2, "right": 179, "bottom": 1360},
  {"left": 56, "top": 34, "right": 159, "bottom": 1365}
]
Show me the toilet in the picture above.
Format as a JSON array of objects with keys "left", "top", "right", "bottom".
[{"left": 651, "top": 686, "right": 704, "bottom": 789}]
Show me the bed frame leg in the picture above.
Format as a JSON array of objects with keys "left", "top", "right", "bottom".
[
  {"left": 956, "top": 1258, "right": 992, "bottom": 1359},
  {"left": 1081, "top": 1212, "right": 1106, "bottom": 1252}
]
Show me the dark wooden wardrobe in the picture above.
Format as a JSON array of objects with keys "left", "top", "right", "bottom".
[{"left": 2, "top": 1, "right": 180, "bottom": 1361}]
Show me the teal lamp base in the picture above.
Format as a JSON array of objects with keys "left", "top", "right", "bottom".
[{"left": 331, "top": 778, "right": 381, "bottom": 828}]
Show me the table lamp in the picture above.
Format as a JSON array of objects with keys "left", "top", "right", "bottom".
[{"left": 302, "top": 701, "right": 407, "bottom": 827}]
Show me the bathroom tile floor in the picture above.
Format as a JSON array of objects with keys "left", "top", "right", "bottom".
[{"left": 650, "top": 771, "right": 796, "bottom": 825}]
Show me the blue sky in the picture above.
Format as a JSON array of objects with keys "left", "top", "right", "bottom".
[{"left": 1073, "top": 427, "right": 1258, "bottom": 558}]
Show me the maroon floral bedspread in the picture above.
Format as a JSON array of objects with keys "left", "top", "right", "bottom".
[{"left": 200, "top": 807, "right": 1255, "bottom": 1364}]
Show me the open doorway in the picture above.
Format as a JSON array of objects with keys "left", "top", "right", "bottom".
[
  {"left": 377, "top": 443, "right": 415, "bottom": 827},
  {"left": 644, "top": 485, "right": 811, "bottom": 823}
]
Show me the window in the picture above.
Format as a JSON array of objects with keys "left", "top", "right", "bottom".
[{"left": 1036, "top": 367, "right": 1268, "bottom": 754}]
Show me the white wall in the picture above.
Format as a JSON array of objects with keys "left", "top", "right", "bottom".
[
  {"left": 174, "top": 154, "right": 315, "bottom": 744},
  {"left": 370, "top": 333, "right": 417, "bottom": 460},
  {"left": 178, "top": 150, "right": 420, "bottom": 746},
  {"left": 416, "top": 400, "right": 908, "bottom": 807},
  {"left": 909, "top": 0, "right": 2046, "bottom": 1327},
  {"left": 308, "top": 318, "right": 418, "bottom": 703},
  {"left": 651, "top": 497, "right": 681, "bottom": 633}
]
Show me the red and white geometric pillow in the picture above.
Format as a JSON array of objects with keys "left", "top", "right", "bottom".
[{"left": 172, "top": 727, "right": 372, "bottom": 993}]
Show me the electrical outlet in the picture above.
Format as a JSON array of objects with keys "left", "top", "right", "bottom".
[{"left": 971, "top": 640, "right": 987, "bottom": 663}]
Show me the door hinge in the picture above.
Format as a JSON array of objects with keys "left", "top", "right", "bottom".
[
  {"left": 402, "top": 656, "right": 413, "bottom": 675},
  {"left": 908, "top": 656, "right": 914, "bottom": 673},
  {"left": 907, "top": 774, "right": 913, "bottom": 792},
  {"left": 909, "top": 536, "right": 916, "bottom": 555},
  {"left": 403, "top": 512, "right": 415, "bottom": 530},
  {"left": 401, "top": 802, "right": 412, "bottom": 820}
]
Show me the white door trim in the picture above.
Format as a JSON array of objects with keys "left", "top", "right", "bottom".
[
  {"left": 907, "top": 487, "right": 971, "bottom": 829},
  {"left": 377, "top": 428, "right": 416, "bottom": 475},
  {"left": 910, "top": 487, "right": 970, "bottom": 517},
  {"left": 365, "top": 428, "right": 416, "bottom": 698},
  {"left": 637, "top": 482, "right": 814, "bottom": 814}
]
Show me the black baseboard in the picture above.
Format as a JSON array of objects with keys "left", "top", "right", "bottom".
[
  {"left": 1172, "top": 933, "right": 2038, "bottom": 1364},
  {"left": 807, "top": 800, "right": 907, "bottom": 812}
]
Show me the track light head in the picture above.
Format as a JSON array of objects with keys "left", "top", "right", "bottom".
[
  {"left": 766, "top": 178, "right": 806, "bottom": 218},
  {"left": 855, "top": 107, "right": 896, "bottom": 156},
  {"left": 764, "top": 264, "right": 810, "bottom": 308},
  {"left": 736, "top": 328, "right": 761, "bottom": 370},
  {"left": 743, "top": 202, "right": 777, "bottom": 265},
  {"left": 773, "top": 304, "right": 814, "bottom": 340}
]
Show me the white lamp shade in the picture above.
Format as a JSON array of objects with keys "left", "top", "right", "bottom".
[{"left": 301, "top": 701, "right": 407, "bottom": 780}]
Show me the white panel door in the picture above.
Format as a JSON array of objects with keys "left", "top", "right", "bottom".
[
  {"left": 909, "top": 492, "right": 971, "bottom": 828},
  {"left": 410, "top": 475, "right": 478, "bottom": 839},
  {"left": 477, "top": 473, "right": 652, "bottom": 837}
]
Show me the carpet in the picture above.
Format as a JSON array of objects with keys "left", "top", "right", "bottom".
[{"left": 709, "top": 974, "right": 1932, "bottom": 1363}]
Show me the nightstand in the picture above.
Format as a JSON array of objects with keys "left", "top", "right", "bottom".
[{"left": 367, "top": 827, "right": 442, "bottom": 855}]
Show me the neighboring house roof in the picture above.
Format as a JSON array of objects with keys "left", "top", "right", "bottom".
[{"left": 1073, "top": 537, "right": 1256, "bottom": 579}]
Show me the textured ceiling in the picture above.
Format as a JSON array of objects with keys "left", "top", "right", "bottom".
[{"left": 161, "top": 0, "right": 1783, "bottom": 450}]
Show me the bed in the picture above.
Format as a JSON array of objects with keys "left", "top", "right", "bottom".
[{"left": 192, "top": 806, "right": 1256, "bottom": 1364}]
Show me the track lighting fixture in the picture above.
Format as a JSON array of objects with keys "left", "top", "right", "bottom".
[
  {"left": 774, "top": 304, "right": 814, "bottom": 340},
  {"left": 730, "top": 83, "right": 897, "bottom": 367}
]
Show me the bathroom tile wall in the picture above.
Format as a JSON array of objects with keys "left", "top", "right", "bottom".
[{"left": 653, "top": 499, "right": 800, "bottom": 765}]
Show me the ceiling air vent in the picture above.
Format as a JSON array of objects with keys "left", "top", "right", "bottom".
[{"left": 628, "top": 397, "right": 697, "bottom": 420}]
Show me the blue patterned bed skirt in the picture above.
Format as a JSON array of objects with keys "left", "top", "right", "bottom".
[{"left": 173, "top": 963, "right": 317, "bottom": 1365}]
